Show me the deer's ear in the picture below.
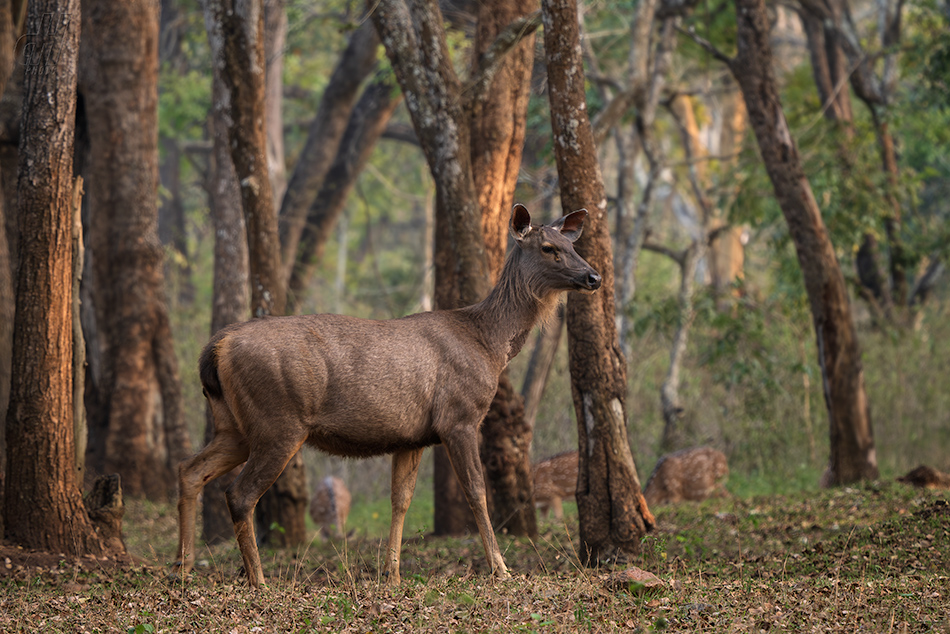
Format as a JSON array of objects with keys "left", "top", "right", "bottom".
[
  {"left": 551, "top": 209, "right": 587, "bottom": 242},
  {"left": 509, "top": 203, "right": 533, "bottom": 242}
]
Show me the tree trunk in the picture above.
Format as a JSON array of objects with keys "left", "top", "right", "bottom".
[
  {"left": 202, "top": 0, "right": 306, "bottom": 547},
  {"left": 3, "top": 0, "right": 104, "bottom": 555},
  {"left": 158, "top": 136, "right": 194, "bottom": 305},
  {"left": 729, "top": 0, "right": 878, "bottom": 485},
  {"left": 373, "top": 0, "right": 490, "bottom": 537},
  {"left": 659, "top": 240, "right": 703, "bottom": 452},
  {"left": 470, "top": 0, "right": 538, "bottom": 539},
  {"left": 286, "top": 74, "right": 402, "bottom": 313},
  {"left": 263, "top": 0, "right": 287, "bottom": 204},
  {"left": 520, "top": 306, "right": 564, "bottom": 431},
  {"left": 80, "top": 0, "right": 191, "bottom": 500},
  {"left": 541, "top": 0, "right": 654, "bottom": 565},
  {"left": 201, "top": 69, "right": 250, "bottom": 546}
]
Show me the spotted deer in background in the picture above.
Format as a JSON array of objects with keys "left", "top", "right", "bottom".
[
  {"left": 533, "top": 451, "right": 578, "bottom": 520},
  {"left": 643, "top": 447, "right": 729, "bottom": 506},
  {"left": 309, "top": 476, "right": 351, "bottom": 540}
]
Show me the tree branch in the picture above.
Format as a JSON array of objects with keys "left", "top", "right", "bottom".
[
  {"left": 464, "top": 10, "right": 542, "bottom": 106},
  {"left": 676, "top": 24, "right": 733, "bottom": 66}
]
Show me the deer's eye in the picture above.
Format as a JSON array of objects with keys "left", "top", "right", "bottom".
[{"left": 541, "top": 245, "right": 556, "bottom": 255}]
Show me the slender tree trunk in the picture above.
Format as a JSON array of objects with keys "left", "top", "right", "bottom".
[
  {"left": 263, "top": 0, "right": 287, "bottom": 204},
  {"left": 202, "top": 0, "right": 306, "bottom": 547},
  {"left": 3, "top": 0, "right": 103, "bottom": 555},
  {"left": 542, "top": 0, "right": 654, "bottom": 565},
  {"left": 729, "top": 0, "right": 878, "bottom": 485},
  {"left": 201, "top": 70, "right": 250, "bottom": 545},
  {"left": 80, "top": 0, "right": 191, "bottom": 500},
  {"left": 659, "top": 240, "right": 703, "bottom": 451},
  {"left": 0, "top": 0, "right": 15, "bottom": 530}
]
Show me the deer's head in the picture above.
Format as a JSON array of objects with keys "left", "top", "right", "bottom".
[{"left": 509, "top": 203, "right": 602, "bottom": 294}]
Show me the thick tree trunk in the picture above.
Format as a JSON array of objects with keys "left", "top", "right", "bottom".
[
  {"left": 201, "top": 70, "right": 250, "bottom": 546},
  {"left": 81, "top": 0, "right": 191, "bottom": 500},
  {"left": 471, "top": 0, "right": 537, "bottom": 539},
  {"left": 373, "top": 0, "right": 490, "bottom": 537},
  {"left": 542, "top": 0, "right": 654, "bottom": 565},
  {"left": 202, "top": 0, "right": 306, "bottom": 547},
  {"left": 3, "top": 0, "right": 104, "bottom": 555},
  {"left": 729, "top": 0, "right": 878, "bottom": 485}
]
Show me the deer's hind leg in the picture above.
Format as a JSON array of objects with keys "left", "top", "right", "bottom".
[
  {"left": 225, "top": 435, "right": 306, "bottom": 588},
  {"left": 384, "top": 448, "right": 423, "bottom": 586},
  {"left": 171, "top": 415, "right": 249, "bottom": 582}
]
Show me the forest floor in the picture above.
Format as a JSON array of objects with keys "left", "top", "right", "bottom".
[{"left": 0, "top": 480, "right": 948, "bottom": 633}]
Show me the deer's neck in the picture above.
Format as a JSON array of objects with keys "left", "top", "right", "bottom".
[{"left": 462, "top": 249, "right": 560, "bottom": 364}]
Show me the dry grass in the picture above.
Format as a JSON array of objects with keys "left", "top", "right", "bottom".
[{"left": 1, "top": 481, "right": 948, "bottom": 632}]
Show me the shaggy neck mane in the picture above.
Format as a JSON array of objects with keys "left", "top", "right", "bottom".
[{"left": 462, "top": 233, "right": 562, "bottom": 362}]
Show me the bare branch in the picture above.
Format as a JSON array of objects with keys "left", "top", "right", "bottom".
[{"left": 676, "top": 24, "right": 733, "bottom": 65}]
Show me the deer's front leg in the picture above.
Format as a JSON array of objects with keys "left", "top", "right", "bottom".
[
  {"left": 442, "top": 431, "right": 510, "bottom": 581},
  {"left": 384, "top": 448, "right": 424, "bottom": 586}
]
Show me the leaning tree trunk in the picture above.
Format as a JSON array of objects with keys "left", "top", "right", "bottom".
[
  {"left": 286, "top": 74, "right": 401, "bottom": 313},
  {"left": 202, "top": 0, "right": 307, "bottom": 547},
  {"left": 80, "top": 0, "right": 191, "bottom": 500},
  {"left": 3, "top": 0, "right": 103, "bottom": 555},
  {"left": 729, "top": 0, "right": 878, "bottom": 485},
  {"left": 277, "top": 19, "right": 379, "bottom": 284},
  {"left": 541, "top": 0, "right": 654, "bottom": 565}
]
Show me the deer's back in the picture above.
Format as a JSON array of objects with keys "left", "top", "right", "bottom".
[{"left": 204, "top": 312, "right": 500, "bottom": 457}]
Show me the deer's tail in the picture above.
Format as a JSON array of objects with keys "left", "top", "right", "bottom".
[{"left": 199, "top": 338, "right": 224, "bottom": 400}]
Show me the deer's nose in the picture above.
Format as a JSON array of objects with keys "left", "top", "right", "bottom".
[{"left": 586, "top": 271, "right": 602, "bottom": 290}]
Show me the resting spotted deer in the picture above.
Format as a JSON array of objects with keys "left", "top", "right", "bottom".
[{"left": 643, "top": 447, "right": 729, "bottom": 506}]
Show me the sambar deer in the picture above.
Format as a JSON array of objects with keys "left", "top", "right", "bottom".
[{"left": 170, "top": 204, "right": 601, "bottom": 587}]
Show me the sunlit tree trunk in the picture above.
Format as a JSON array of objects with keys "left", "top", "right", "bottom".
[
  {"left": 3, "top": 0, "right": 104, "bottom": 555},
  {"left": 470, "top": 0, "right": 538, "bottom": 538}
]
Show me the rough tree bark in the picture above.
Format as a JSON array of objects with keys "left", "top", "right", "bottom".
[
  {"left": 470, "top": 0, "right": 538, "bottom": 538},
  {"left": 3, "top": 0, "right": 104, "bottom": 555},
  {"left": 714, "top": 0, "right": 879, "bottom": 485},
  {"left": 541, "top": 0, "right": 654, "bottom": 564},
  {"left": 202, "top": 0, "right": 306, "bottom": 547},
  {"left": 80, "top": 0, "right": 191, "bottom": 500},
  {"left": 0, "top": 0, "right": 19, "bottom": 532}
]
